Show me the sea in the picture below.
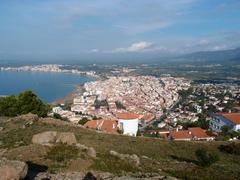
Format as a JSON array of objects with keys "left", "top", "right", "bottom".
[{"left": 0, "top": 71, "right": 95, "bottom": 103}]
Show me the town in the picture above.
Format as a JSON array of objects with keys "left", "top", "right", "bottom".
[
  {"left": 52, "top": 75, "right": 240, "bottom": 141},
  {"left": 0, "top": 64, "right": 97, "bottom": 77}
]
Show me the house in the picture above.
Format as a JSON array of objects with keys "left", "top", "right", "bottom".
[
  {"left": 52, "top": 106, "right": 63, "bottom": 114},
  {"left": 116, "top": 112, "right": 139, "bottom": 136},
  {"left": 84, "top": 120, "right": 118, "bottom": 134},
  {"left": 170, "top": 130, "right": 192, "bottom": 141},
  {"left": 170, "top": 127, "right": 214, "bottom": 141},
  {"left": 210, "top": 113, "right": 240, "bottom": 132},
  {"left": 188, "top": 127, "right": 214, "bottom": 141}
]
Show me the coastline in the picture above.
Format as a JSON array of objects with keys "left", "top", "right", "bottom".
[{"left": 51, "top": 84, "right": 86, "bottom": 105}]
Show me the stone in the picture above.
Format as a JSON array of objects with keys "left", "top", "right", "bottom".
[
  {"left": 0, "top": 127, "right": 4, "bottom": 131},
  {"left": 87, "top": 147, "right": 97, "bottom": 158},
  {"left": 0, "top": 158, "right": 28, "bottom": 180},
  {"left": 32, "top": 131, "right": 57, "bottom": 146},
  {"left": 129, "top": 154, "right": 140, "bottom": 166},
  {"left": 56, "top": 132, "right": 77, "bottom": 145},
  {"left": 109, "top": 150, "right": 140, "bottom": 166},
  {"left": 76, "top": 143, "right": 88, "bottom": 150},
  {"left": 32, "top": 131, "right": 77, "bottom": 146}
]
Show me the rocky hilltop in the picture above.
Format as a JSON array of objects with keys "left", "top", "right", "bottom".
[{"left": 0, "top": 114, "right": 239, "bottom": 179}]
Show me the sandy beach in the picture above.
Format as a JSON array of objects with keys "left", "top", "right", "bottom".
[{"left": 51, "top": 84, "right": 86, "bottom": 105}]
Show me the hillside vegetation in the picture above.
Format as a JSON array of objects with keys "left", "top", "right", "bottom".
[
  {"left": 0, "top": 91, "right": 50, "bottom": 117},
  {"left": 0, "top": 115, "right": 239, "bottom": 179}
]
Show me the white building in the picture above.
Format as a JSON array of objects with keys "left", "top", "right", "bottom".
[
  {"left": 210, "top": 113, "right": 240, "bottom": 132},
  {"left": 116, "top": 112, "right": 139, "bottom": 136},
  {"left": 52, "top": 106, "right": 63, "bottom": 114}
]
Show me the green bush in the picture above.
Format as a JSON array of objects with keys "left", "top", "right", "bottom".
[
  {"left": 0, "top": 90, "right": 50, "bottom": 117},
  {"left": 195, "top": 148, "right": 219, "bottom": 167},
  {"left": 219, "top": 143, "right": 240, "bottom": 155},
  {"left": 78, "top": 117, "right": 89, "bottom": 125}
]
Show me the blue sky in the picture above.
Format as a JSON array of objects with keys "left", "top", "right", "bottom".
[{"left": 0, "top": 0, "right": 240, "bottom": 59}]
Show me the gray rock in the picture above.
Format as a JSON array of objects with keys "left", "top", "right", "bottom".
[
  {"left": 0, "top": 127, "right": 4, "bottom": 131},
  {"left": 76, "top": 143, "right": 88, "bottom": 150},
  {"left": 109, "top": 150, "right": 140, "bottom": 166},
  {"left": 129, "top": 154, "right": 140, "bottom": 166},
  {"left": 32, "top": 131, "right": 77, "bottom": 146},
  {"left": 56, "top": 132, "right": 77, "bottom": 145},
  {"left": 87, "top": 147, "right": 97, "bottom": 158},
  {"left": 32, "top": 131, "right": 57, "bottom": 146},
  {"left": 0, "top": 158, "right": 28, "bottom": 180}
]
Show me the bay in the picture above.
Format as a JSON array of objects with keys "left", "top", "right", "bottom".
[{"left": 0, "top": 71, "right": 94, "bottom": 103}]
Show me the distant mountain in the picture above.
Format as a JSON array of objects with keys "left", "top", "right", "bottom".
[{"left": 178, "top": 47, "right": 240, "bottom": 64}]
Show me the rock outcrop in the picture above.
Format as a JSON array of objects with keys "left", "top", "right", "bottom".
[
  {"left": 109, "top": 150, "right": 140, "bottom": 166},
  {"left": 0, "top": 158, "right": 28, "bottom": 180},
  {"left": 76, "top": 143, "right": 97, "bottom": 158},
  {"left": 32, "top": 131, "right": 77, "bottom": 146},
  {"left": 86, "top": 147, "right": 97, "bottom": 158},
  {"left": 55, "top": 132, "right": 77, "bottom": 145}
]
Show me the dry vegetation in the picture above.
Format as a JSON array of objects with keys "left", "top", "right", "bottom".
[{"left": 0, "top": 116, "right": 240, "bottom": 179}]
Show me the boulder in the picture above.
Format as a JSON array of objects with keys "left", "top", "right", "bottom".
[
  {"left": 32, "top": 131, "right": 77, "bottom": 146},
  {"left": 76, "top": 143, "right": 88, "bottom": 150},
  {"left": 109, "top": 150, "right": 140, "bottom": 166},
  {"left": 0, "top": 158, "right": 28, "bottom": 180},
  {"left": 87, "top": 147, "right": 97, "bottom": 158},
  {"left": 56, "top": 132, "right": 77, "bottom": 145},
  {"left": 129, "top": 154, "right": 140, "bottom": 166},
  {"left": 32, "top": 131, "right": 57, "bottom": 146}
]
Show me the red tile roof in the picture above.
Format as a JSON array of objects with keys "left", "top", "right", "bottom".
[
  {"left": 84, "top": 120, "right": 99, "bottom": 129},
  {"left": 101, "top": 120, "right": 118, "bottom": 133},
  {"left": 171, "top": 127, "right": 211, "bottom": 140},
  {"left": 188, "top": 127, "right": 210, "bottom": 138},
  {"left": 171, "top": 130, "right": 192, "bottom": 140},
  {"left": 221, "top": 113, "right": 240, "bottom": 125},
  {"left": 84, "top": 120, "right": 117, "bottom": 133},
  {"left": 116, "top": 112, "right": 139, "bottom": 120}
]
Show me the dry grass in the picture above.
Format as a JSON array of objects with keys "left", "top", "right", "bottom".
[{"left": 0, "top": 116, "right": 240, "bottom": 179}]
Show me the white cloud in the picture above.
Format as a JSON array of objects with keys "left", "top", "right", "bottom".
[
  {"left": 110, "top": 41, "right": 154, "bottom": 53},
  {"left": 89, "top": 49, "right": 99, "bottom": 53},
  {"left": 199, "top": 39, "right": 210, "bottom": 45},
  {"left": 212, "top": 45, "right": 227, "bottom": 51}
]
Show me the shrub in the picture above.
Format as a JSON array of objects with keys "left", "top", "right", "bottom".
[
  {"left": 46, "top": 144, "right": 79, "bottom": 162},
  {"left": 195, "top": 148, "right": 219, "bottom": 167},
  {"left": 53, "top": 113, "right": 62, "bottom": 119},
  {"left": 78, "top": 117, "right": 89, "bottom": 125},
  {"left": 219, "top": 143, "right": 240, "bottom": 155},
  {"left": 0, "top": 90, "right": 50, "bottom": 117}
]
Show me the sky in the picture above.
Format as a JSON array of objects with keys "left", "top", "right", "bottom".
[{"left": 0, "top": 0, "right": 240, "bottom": 60}]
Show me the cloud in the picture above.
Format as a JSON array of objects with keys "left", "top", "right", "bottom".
[
  {"left": 110, "top": 41, "right": 154, "bottom": 53},
  {"left": 89, "top": 49, "right": 99, "bottom": 53},
  {"left": 199, "top": 39, "right": 210, "bottom": 45},
  {"left": 212, "top": 45, "right": 227, "bottom": 51}
]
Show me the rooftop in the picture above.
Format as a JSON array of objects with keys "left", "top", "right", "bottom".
[
  {"left": 116, "top": 112, "right": 140, "bottom": 120},
  {"left": 217, "top": 113, "right": 240, "bottom": 125}
]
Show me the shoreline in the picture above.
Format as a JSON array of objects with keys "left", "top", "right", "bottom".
[{"left": 51, "top": 84, "right": 86, "bottom": 105}]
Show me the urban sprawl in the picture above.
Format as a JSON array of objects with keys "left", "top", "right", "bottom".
[{"left": 2, "top": 64, "right": 240, "bottom": 141}]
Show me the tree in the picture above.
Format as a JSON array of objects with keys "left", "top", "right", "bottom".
[
  {"left": 195, "top": 148, "right": 219, "bottom": 167},
  {"left": 78, "top": 117, "right": 89, "bottom": 125},
  {"left": 115, "top": 101, "right": 126, "bottom": 110},
  {"left": 0, "top": 90, "right": 50, "bottom": 117}
]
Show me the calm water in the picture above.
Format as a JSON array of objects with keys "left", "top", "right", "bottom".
[{"left": 0, "top": 71, "right": 94, "bottom": 103}]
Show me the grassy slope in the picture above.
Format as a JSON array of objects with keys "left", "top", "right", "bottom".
[{"left": 0, "top": 116, "right": 240, "bottom": 179}]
